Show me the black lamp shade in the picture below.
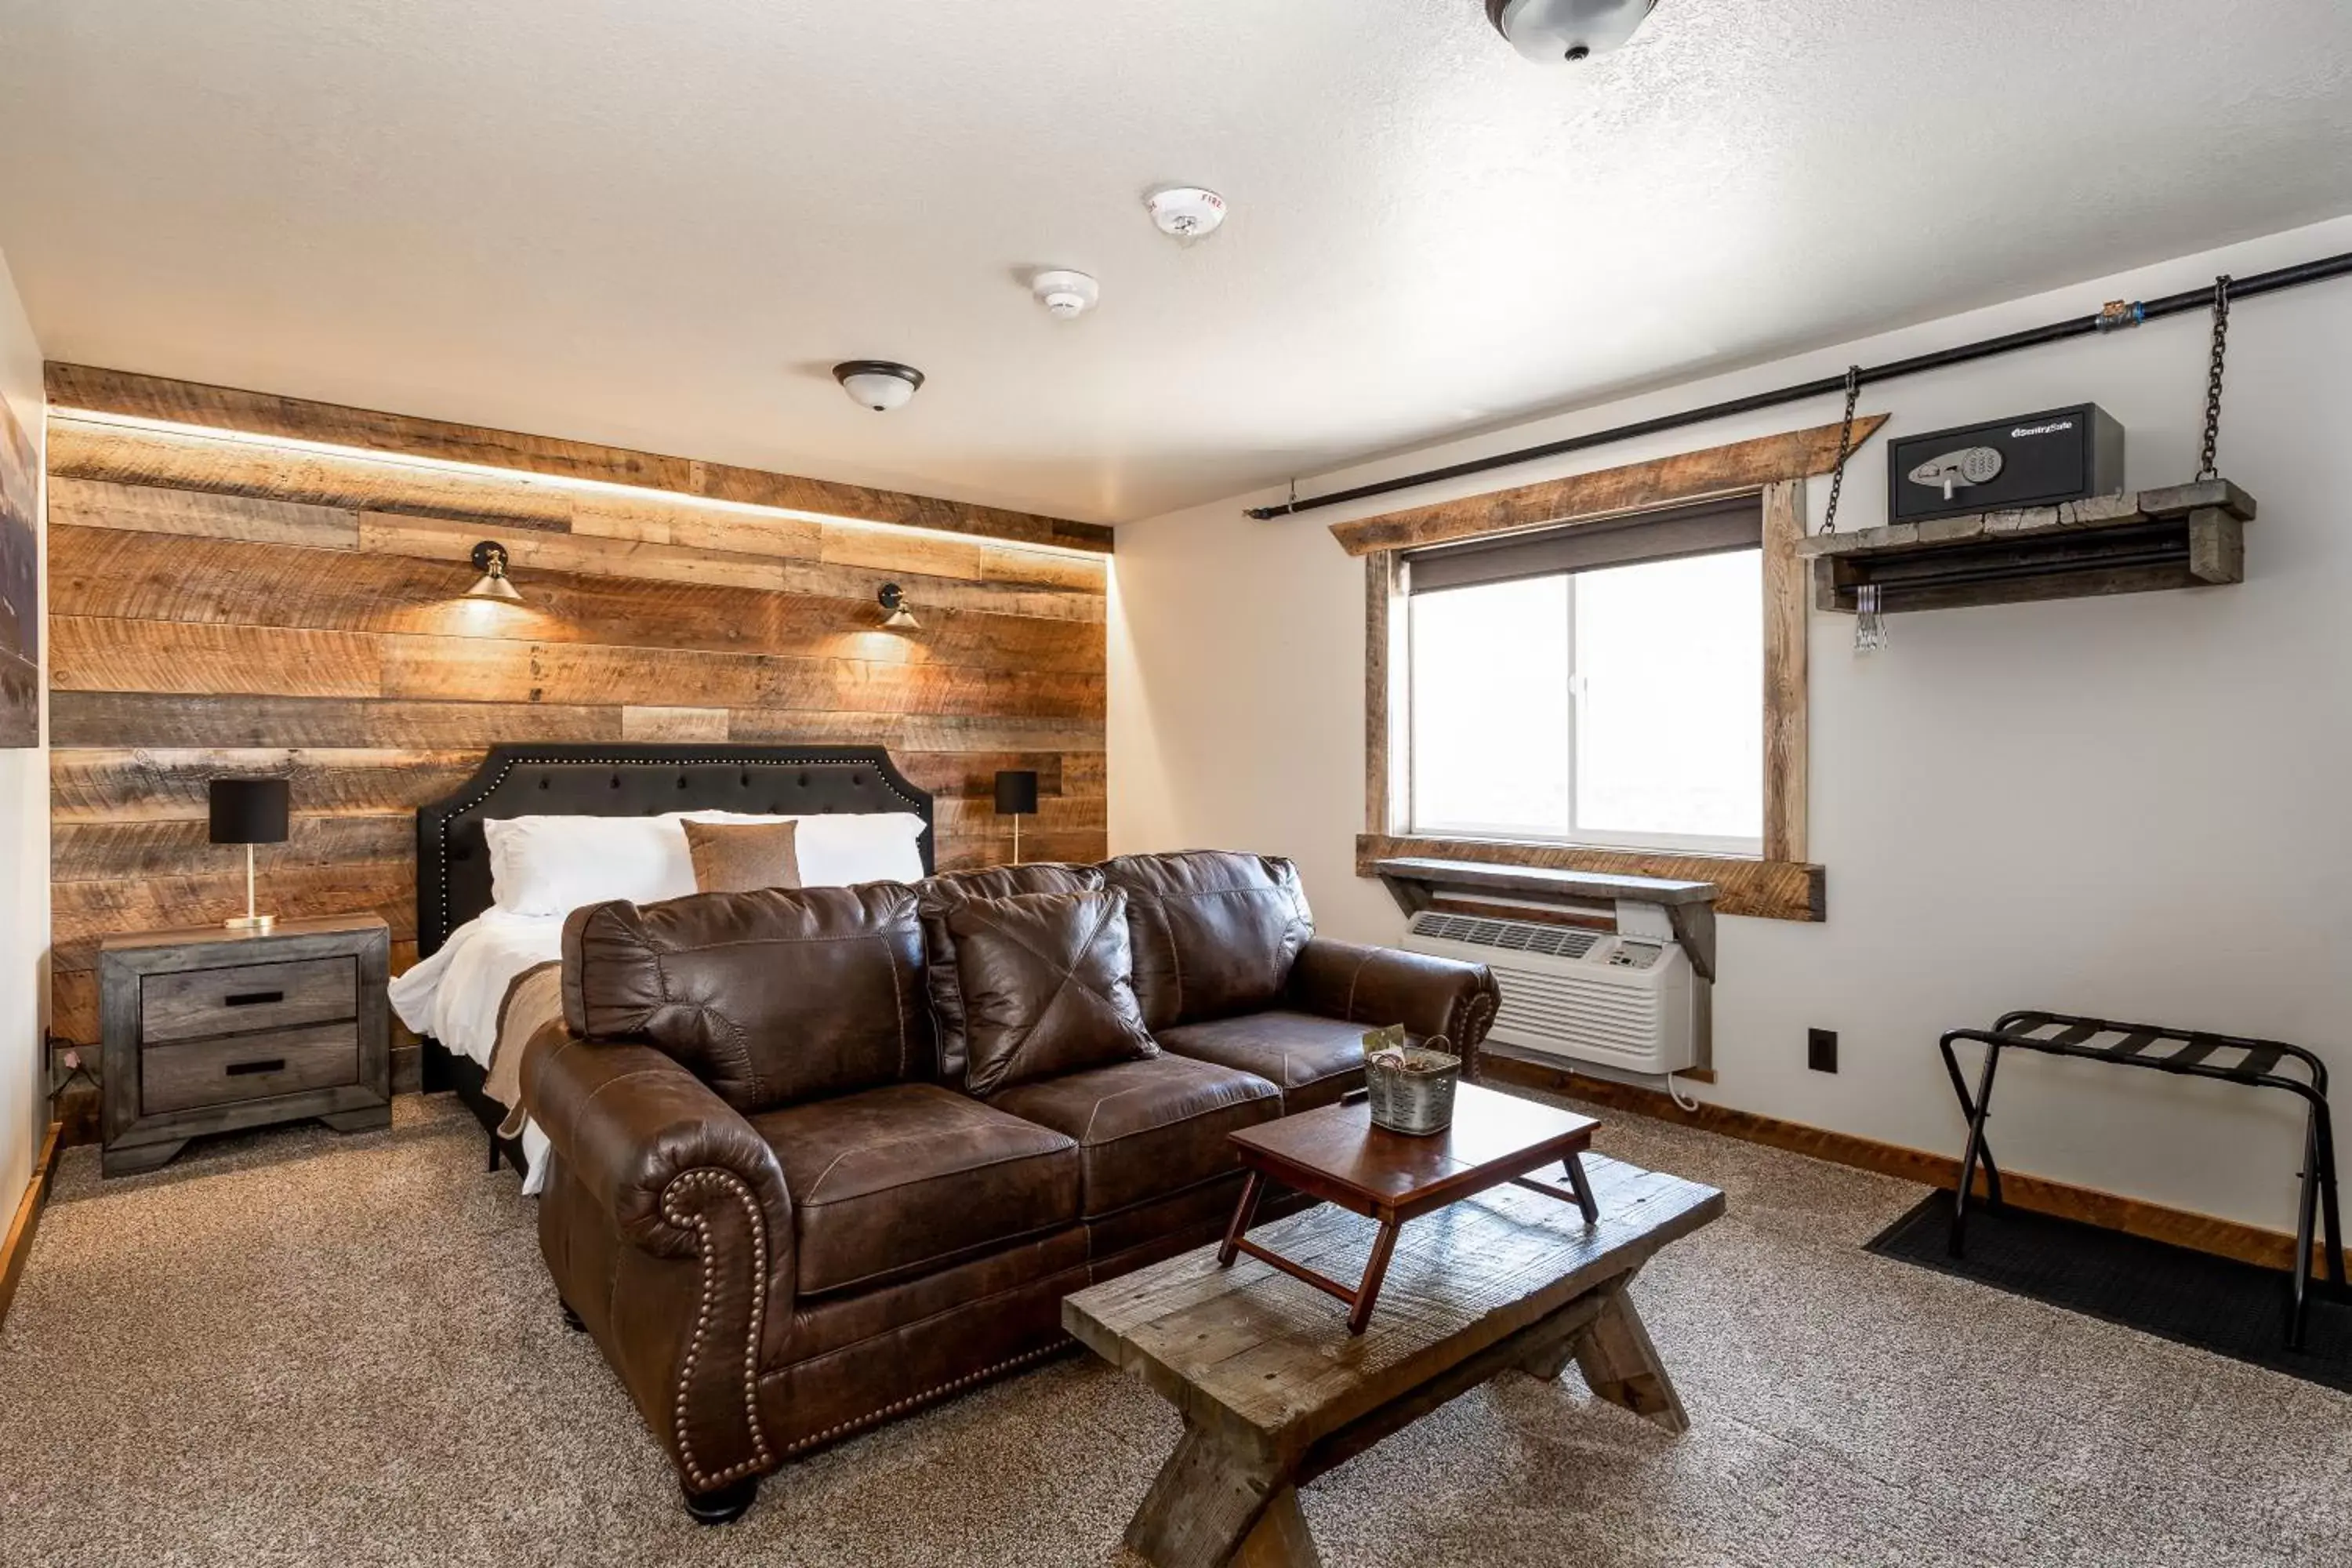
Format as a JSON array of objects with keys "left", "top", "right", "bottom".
[
  {"left": 993, "top": 769, "right": 1040, "bottom": 817},
  {"left": 209, "top": 778, "right": 291, "bottom": 845}
]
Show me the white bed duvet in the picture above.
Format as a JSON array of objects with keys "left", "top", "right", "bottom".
[{"left": 389, "top": 909, "right": 563, "bottom": 1194}]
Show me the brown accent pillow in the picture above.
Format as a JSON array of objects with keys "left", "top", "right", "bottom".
[
  {"left": 946, "top": 889, "right": 1156, "bottom": 1096},
  {"left": 916, "top": 862, "right": 1106, "bottom": 1087},
  {"left": 683, "top": 818, "right": 802, "bottom": 894}
]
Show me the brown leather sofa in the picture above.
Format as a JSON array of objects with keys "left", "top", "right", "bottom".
[{"left": 521, "top": 850, "right": 1498, "bottom": 1522}]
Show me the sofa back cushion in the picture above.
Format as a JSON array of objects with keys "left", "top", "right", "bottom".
[
  {"left": 562, "top": 883, "right": 928, "bottom": 1114},
  {"left": 946, "top": 889, "right": 1156, "bottom": 1096},
  {"left": 917, "top": 862, "right": 1105, "bottom": 1086},
  {"left": 1101, "top": 851, "right": 1315, "bottom": 1030}
]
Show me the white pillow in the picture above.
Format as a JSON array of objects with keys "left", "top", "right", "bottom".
[
  {"left": 483, "top": 815, "right": 698, "bottom": 917},
  {"left": 793, "top": 811, "right": 928, "bottom": 885}
]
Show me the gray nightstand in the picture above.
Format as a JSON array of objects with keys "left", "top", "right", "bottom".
[{"left": 99, "top": 915, "right": 392, "bottom": 1177}]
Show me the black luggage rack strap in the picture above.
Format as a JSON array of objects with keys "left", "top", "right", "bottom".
[{"left": 1938, "top": 1009, "right": 2345, "bottom": 1348}]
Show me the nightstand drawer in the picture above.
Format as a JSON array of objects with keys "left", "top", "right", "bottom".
[
  {"left": 141, "top": 1023, "right": 361, "bottom": 1115},
  {"left": 140, "top": 956, "right": 358, "bottom": 1044}
]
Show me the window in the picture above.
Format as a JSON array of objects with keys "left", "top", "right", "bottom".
[{"left": 1405, "top": 496, "right": 1764, "bottom": 855}]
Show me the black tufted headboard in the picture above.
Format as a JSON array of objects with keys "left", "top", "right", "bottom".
[{"left": 414, "top": 744, "right": 935, "bottom": 959}]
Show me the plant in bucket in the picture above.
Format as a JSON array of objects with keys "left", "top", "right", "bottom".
[{"left": 1362, "top": 1023, "right": 1462, "bottom": 1135}]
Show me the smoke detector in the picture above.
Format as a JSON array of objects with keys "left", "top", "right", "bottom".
[
  {"left": 1031, "top": 270, "right": 1100, "bottom": 319},
  {"left": 1145, "top": 187, "right": 1227, "bottom": 241},
  {"left": 1486, "top": 0, "right": 1658, "bottom": 62},
  {"left": 832, "top": 360, "right": 924, "bottom": 412}
]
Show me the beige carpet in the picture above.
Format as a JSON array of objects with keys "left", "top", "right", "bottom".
[{"left": 5, "top": 1092, "right": 2349, "bottom": 1568}]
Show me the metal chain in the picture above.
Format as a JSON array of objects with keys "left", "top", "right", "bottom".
[
  {"left": 1819, "top": 365, "right": 1862, "bottom": 535},
  {"left": 2198, "top": 274, "right": 2230, "bottom": 481}
]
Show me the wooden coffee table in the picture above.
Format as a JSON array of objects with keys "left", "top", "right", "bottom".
[
  {"left": 1066, "top": 1153, "right": 1724, "bottom": 1568},
  {"left": 1219, "top": 1080, "right": 1602, "bottom": 1334}
]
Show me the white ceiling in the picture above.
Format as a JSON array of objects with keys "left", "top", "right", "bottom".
[{"left": 1, "top": 1, "right": 2348, "bottom": 524}]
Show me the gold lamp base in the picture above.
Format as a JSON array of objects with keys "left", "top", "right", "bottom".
[{"left": 225, "top": 843, "right": 274, "bottom": 932}]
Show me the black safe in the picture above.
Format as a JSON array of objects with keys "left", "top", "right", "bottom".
[{"left": 1886, "top": 404, "right": 2124, "bottom": 524}]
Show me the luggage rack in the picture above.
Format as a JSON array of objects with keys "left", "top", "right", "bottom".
[{"left": 1938, "top": 1009, "right": 2344, "bottom": 1348}]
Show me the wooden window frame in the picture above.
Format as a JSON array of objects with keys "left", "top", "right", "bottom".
[{"left": 1349, "top": 416, "right": 1886, "bottom": 924}]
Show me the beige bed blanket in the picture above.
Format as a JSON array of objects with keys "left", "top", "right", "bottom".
[{"left": 485, "top": 961, "right": 563, "bottom": 1141}]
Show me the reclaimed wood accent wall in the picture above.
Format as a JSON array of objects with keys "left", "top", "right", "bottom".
[
  {"left": 43, "top": 371, "right": 1113, "bottom": 1060},
  {"left": 45, "top": 362, "right": 1114, "bottom": 554}
]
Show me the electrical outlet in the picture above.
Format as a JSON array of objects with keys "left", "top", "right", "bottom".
[{"left": 1807, "top": 1028, "right": 1838, "bottom": 1074}]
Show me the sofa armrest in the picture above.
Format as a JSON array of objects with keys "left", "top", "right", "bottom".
[
  {"left": 522, "top": 1024, "right": 794, "bottom": 1265},
  {"left": 1286, "top": 938, "right": 1502, "bottom": 1071},
  {"left": 521, "top": 1024, "right": 793, "bottom": 1496}
]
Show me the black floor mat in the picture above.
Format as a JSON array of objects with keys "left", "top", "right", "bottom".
[{"left": 1866, "top": 1192, "right": 2352, "bottom": 1392}]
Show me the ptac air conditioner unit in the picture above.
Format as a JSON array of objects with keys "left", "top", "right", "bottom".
[{"left": 1402, "top": 911, "right": 1698, "bottom": 1076}]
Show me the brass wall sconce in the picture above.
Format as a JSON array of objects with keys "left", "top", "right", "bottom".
[
  {"left": 466, "top": 540, "right": 521, "bottom": 602},
  {"left": 878, "top": 583, "right": 920, "bottom": 630}
]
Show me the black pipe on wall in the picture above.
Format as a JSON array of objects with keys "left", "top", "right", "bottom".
[{"left": 1243, "top": 249, "right": 2352, "bottom": 521}]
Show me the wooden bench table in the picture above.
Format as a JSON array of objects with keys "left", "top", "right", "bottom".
[{"left": 1065, "top": 1152, "right": 1724, "bottom": 1568}]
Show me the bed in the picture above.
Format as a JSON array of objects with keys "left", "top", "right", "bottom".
[{"left": 394, "top": 744, "right": 937, "bottom": 1187}]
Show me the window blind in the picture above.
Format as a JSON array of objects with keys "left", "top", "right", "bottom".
[{"left": 1403, "top": 492, "right": 1764, "bottom": 594}]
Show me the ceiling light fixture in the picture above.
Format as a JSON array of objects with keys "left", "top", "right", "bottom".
[
  {"left": 1145, "top": 187, "right": 1226, "bottom": 241},
  {"left": 1486, "top": 0, "right": 1658, "bottom": 62},
  {"left": 465, "top": 540, "right": 522, "bottom": 601},
  {"left": 1031, "top": 270, "right": 1100, "bottom": 319},
  {"left": 833, "top": 361, "right": 925, "bottom": 412},
  {"left": 877, "top": 583, "right": 920, "bottom": 630}
]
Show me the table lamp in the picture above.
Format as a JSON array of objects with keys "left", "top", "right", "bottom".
[
  {"left": 993, "top": 769, "right": 1039, "bottom": 866},
  {"left": 210, "top": 777, "right": 290, "bottom": 931}
]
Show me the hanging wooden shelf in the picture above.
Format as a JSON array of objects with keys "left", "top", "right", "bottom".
[{"left": 1797, "top": 479, "right": 2255, "bottom": 614}]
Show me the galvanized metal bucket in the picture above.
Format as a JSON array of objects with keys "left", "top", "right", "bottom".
[{"left": 1364, "top": 1033, "right": 1461, "bottom": 1136}]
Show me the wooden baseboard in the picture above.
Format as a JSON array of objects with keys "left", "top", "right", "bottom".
[
  {"left": 1480, "top": 1052, "right": 2351, "bottom": 1279},
  {"left": 0, "top": 1122, "right": 64, "bottom": 1334}
]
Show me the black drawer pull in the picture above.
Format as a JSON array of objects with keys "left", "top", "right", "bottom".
[
  {"left": 224, "top": 990, "right": 285, "bottom": 1007},
  {"left": 226, "top": 1058, "right": 286, "bottom": 1076}
]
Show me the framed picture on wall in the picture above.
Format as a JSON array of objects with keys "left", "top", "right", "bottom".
[{"left": 0, "top": 391, "right": 34, "bottom": 748}]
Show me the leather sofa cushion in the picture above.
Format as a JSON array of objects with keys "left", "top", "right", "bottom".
[
  {"left": 916, "top": 862, "right": 1106, "bottom": 1087},
  {"left": 563, "top": 882, "right": 930, "bottom": 1114},
  {"left": 947, "top": 889, "right": 1157, "bottom": 1096},
  {"left": 753, "top": 1083, "right": 1080, "bottom": 1298},
  {"left": 987, "top": 1054, "right": 1279, "bottom": 1218},
  {"left": 1101, "top": 851, "right": 1314, "bottom": 1030},
  {"left": 1155, "top": 1010, "right": 1368, "bottom": 1114}
]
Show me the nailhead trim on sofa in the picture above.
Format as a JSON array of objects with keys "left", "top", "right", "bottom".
[
  {"left": 774, "top": 1340, "right": 1076, "bottom": 1458},
  {"left": 660, "top": 1168, "right": 776, "bottom": 1490}
]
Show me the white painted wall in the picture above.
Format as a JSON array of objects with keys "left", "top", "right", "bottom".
[
  {"left": 0, "top": 244, "right": 45, "bottom": 1218},
  {"left": 1111, "top": 214, "right": 2352, "bottom": 1236}
]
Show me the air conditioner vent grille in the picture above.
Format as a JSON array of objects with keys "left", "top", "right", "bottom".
[{"left": 1406, "top": 912, "right": 1602, "bottom": 960}]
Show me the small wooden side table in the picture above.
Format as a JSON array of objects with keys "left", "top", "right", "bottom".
[
  {"left": 100, "top": 916, "right": 392, "bottom": 1177},
  {"left": 1218, "top": 1080, "right": 1602, "bottom": 1333},
  {"left": 1068, "top": 1154, "right": 1724, "bottom": 1568}
]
